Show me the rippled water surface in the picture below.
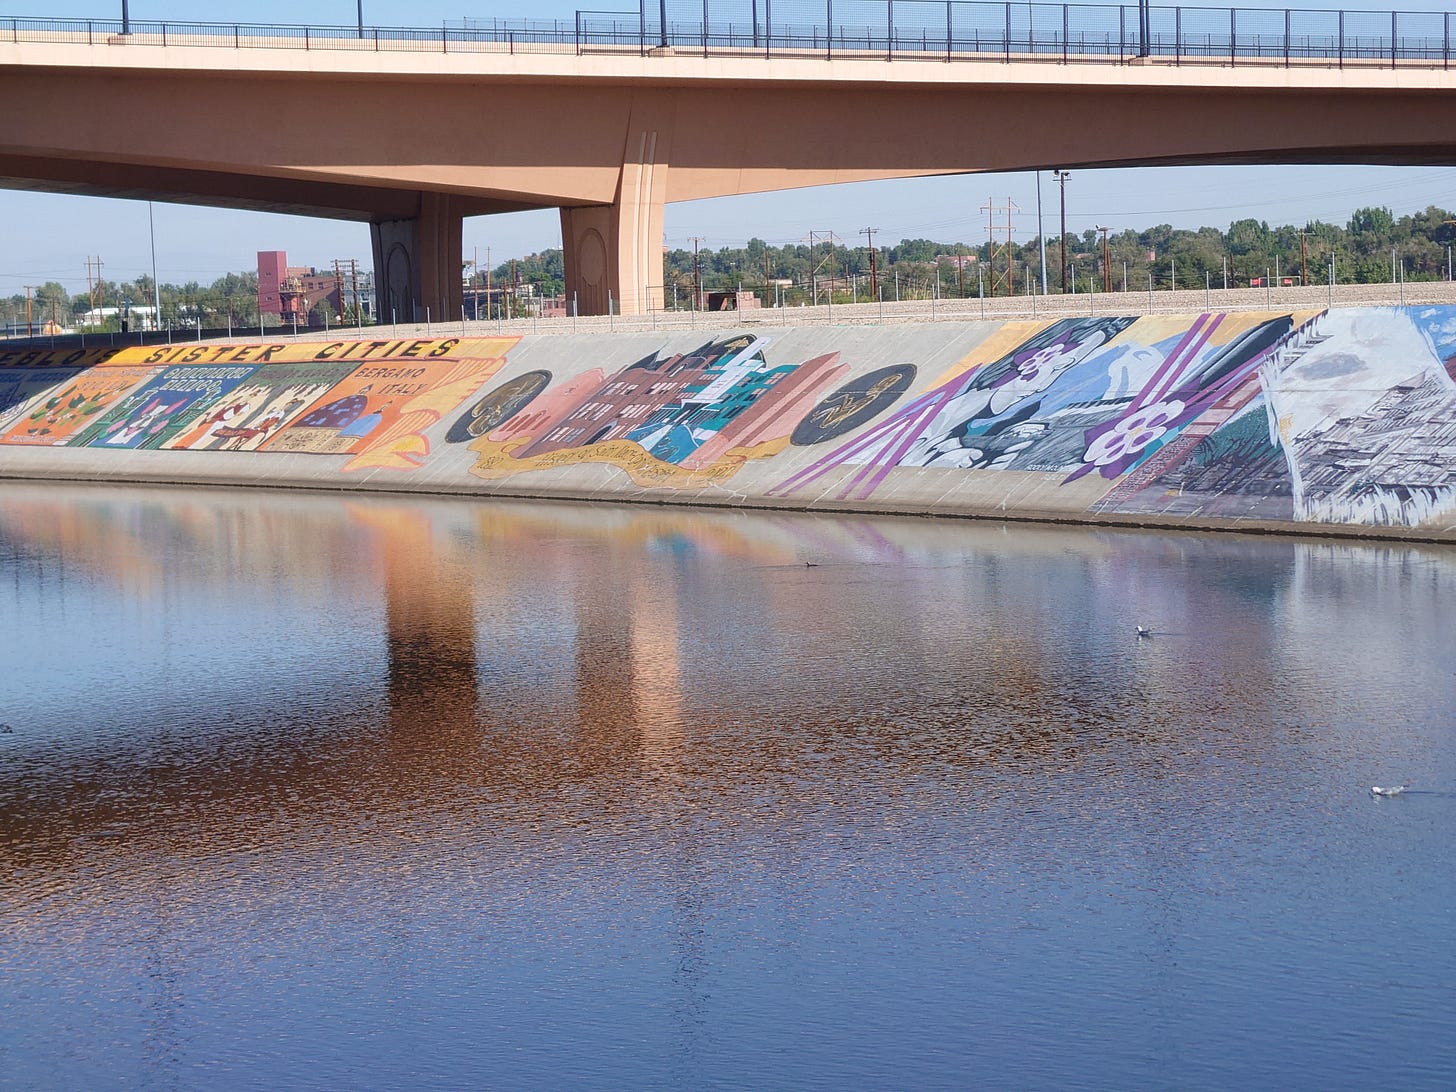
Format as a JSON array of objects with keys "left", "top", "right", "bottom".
[{"left": 2, "top": 483, "right": 1454, "bottom": 1089}]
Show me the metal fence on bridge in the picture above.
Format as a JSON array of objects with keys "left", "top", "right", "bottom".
[{"left": 4, "top": 3, "right": 1454, "bottom": 68}]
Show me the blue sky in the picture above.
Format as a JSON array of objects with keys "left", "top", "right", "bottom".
[{"left": 5, "top": 0, "right": 1455, "bottom": 290}]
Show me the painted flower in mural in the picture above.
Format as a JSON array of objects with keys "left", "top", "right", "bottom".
[
  {"left": 1011, "top": 343, "right": 1076, "bottom": 385},
  {"left": 1082, "top": 399, "right": 1185, "bottom": 467}
]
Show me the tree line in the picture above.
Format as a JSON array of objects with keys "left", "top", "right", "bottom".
[
  {"left": 1, "top": 272, "right": 264, "bottom": 332},
  {"left": 662, "top": 205, "right": 1456, "bottom": 302},
  {"left": 5, "top": 203, "right": 1454, "bottom": 329}
]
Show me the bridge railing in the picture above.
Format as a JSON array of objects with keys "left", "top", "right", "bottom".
[{"left": 2, "top": 5, "right": 1453, "bottom": 68}]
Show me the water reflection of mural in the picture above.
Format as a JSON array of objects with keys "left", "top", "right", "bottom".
[
  {"left": 466, "top": 336, "right": 849, "bottom": 487},
  {"left": 2, "top": 312, "right": 1455, "bottom": 532}
]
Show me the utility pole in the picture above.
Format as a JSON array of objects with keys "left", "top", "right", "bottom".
[
  {"left": 85, "top": 256, "right": 105, "bottom": 320},
  {"left": 1297, "top": 229, "right": 1313, "bottom": 289},
  {"left": 807, "top": 231, "right": 838, "bottom": 305},
  {"left": 688, "top": 236, "right": 705, "bottom": 310},
  {"left": 24, "top": 285, "right": 35, "bottom": 337},
  {"left": 861, "top": 227, "right": 879, "bottom": 299},
  {"left": 1095, "top": 226, "right": 1111, "bottom": 293},
  {"left": 1036, "top": 170, "right": 1048, "bottom": 295},
  {"left": 1053, "top": 170, "right": 1070, "bottom": 293}
]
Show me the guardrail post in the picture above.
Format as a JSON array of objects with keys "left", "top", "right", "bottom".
[
  {"left": 1004, "top": 1, "right": 1011, "bottom": 61},
  {"left": 827, "top": 0, "right": 833, "bottom": 58},
  {"left": 1337, "top": 10, "right": 1343, "bottom": 68},
  {"left": 887, "top": 0, "right": 893, "bottom": 60},
  {"left": 1063, "top": 4, "right": 1069, "bottom": 62},
  {"left": 765, "top": 0, "right": 772, "bottom": 58},
  {"left": 576, "top": 10, "right": 582, "bottom": 55},
  {"left": 946, "top": 0, "right": 952, "bottom": 62},
  {"left": 1230, "top": 9, "right": 1236, "bottom": 65},
  {"left": 704, "top": 0, "right": 710, "bottom": 56},
  {"left": 1446, "top": 12, "right": 1450, "bottom": 70},
  {"left": 1390, "top": 11, "right": 1396, "bottom": 68},
  {"left": 235, "top": 24, "right": 240, "bottom": 49},
  {"left": 1283, "top": 9, "right": 1289, "bottom": 65},
  {"left": 305, "top": 26, "right": 310, "bottom": 50},
  {"left": 1174, "top": 6, "right": 1181, "bottom": 64},
  {"left": 442, "top": 25, "right": 448, "bottom": 52},
  {"left": 1119, "top": 6, "right": 1124, "bottom": 59},
  {"left": 87, "top": 20, "right": 92, "bottom": 46}
]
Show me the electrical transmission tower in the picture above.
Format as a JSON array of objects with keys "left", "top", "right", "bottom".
[{"left": 980, "top": 198, "right": 1020, "bottom": 297}]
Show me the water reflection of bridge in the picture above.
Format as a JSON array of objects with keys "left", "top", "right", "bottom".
[{"left": 0, "top": 482, "right": 1436, "bottom": 887}]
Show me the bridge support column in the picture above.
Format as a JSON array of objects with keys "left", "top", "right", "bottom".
[
  {"left": 562, "top": 114, "right": 672, "bottom": 317},
  {"left": 371, "top": 192, "right": 464, "bottom": 326}
]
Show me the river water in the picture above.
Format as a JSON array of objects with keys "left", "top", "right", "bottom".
[{"left": 1, "top": 483, "right": 1453, "bottom": 1089}]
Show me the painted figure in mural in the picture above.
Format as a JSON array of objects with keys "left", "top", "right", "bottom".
[
  {"left": 101, "top": 394, "right": 191, "bottom": 447},
  {"left": 295, "top": 385, "right": 372, "bottom": 430},
  {"left": 903, "top": 317, "right": 1136, "bottom": 468},
  {"left": 1067, "top": 314, "right": 1295, "bottom": 481},
  {"left": 339, "top": 401, "right": 390, "bottom": 439}
]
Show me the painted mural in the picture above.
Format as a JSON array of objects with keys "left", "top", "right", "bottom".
[
  {"left": 163, "top": 359, "right": 360, "bottom": 451},
  {"left": 0, "top": 367, "right": 85, "bottom": 432},
  {"left": 71, "top": 363, "right": 263, "bottom": 449},
  {"left": 2, "top": 311, "right": 1454, "bottom": 533},
  {"left": 256, "top": 337, "right": 517, "bottom": 470},
  {"left": 790, "top": 364, "right": 917, "bottom": 446},
  {"left": 463, "top": 335, "right": 849, "bottom": 487},
  {"left": 446, "top": 370, "right": 552, "bottom": 444},
  {"left": 2, "top": 366, "right": 159, "bottom": 446},
  {"left": 0, "top": 337, "right": 516, "bottom": 470}
]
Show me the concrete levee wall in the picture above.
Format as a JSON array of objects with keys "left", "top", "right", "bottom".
[{"left": 3, "top": 305, "right": 1455, "bottom": 541}]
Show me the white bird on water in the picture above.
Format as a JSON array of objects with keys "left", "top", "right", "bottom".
[
  {"left": 1136, "top": 626, "right": 1152, "bottom": 639},
  {"left": 1371, "top": 783, "right": 1411, "bottom": 797}
]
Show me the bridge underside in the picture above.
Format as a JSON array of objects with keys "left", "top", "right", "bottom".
[{"left": 2, "top": 51, "right": 1454, "bottom": 316}]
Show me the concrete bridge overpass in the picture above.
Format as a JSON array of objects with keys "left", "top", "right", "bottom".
[{"left": 2, "top": 11, "right": 1455, "bottom": 316}]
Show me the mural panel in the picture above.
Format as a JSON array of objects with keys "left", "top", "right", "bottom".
[
  {"left": 71, "top": 364, "right": 261, "bottom": 449},
  {"left": 446, "top": 370, "right": 552, "bottom": 444},
  {"left": 163, "top": 360, "right": 360, "bottom": 451},
  {"left": 1, "top": 366, "right": 158, "bottom": 446},
  {"left": 770, "top": 312, "right": 1309, "bottom": 501},
  {"left": 0, "top": 368, "right": 84, "bottom": 432},
  {"left": 1259, "top": 307, "right": 1456, "bottom": 525},
  {"left": 791, "top": 364, "right": 917, "bottom": 446},
  {"left": 259, "top": 337, "right": 518, "bottom": 471},
  {"left": 467, "top": 336, "right": 849, "bottom": 487}
]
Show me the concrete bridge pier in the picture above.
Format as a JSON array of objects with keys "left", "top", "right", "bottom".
[
  {"left": 562, "top": 114, "right": 672, "bottom": 318},
  {"left": 371, "top": 192, "right": 465, "bottom": 326}
]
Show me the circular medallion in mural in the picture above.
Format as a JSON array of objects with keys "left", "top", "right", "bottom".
[
  {"left": 446, "top": 370, "right": 552, "bottom": 444},
  {"left": 790, "top": 363, "right": 917, "bottom": 446}
]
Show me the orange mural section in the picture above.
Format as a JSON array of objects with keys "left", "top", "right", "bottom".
[
  {"left": 2, "top": 366, "right": 158, "bottom": 445},
  {"left": 260, "top": 338, "right": 517, "bottom": 471}
]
